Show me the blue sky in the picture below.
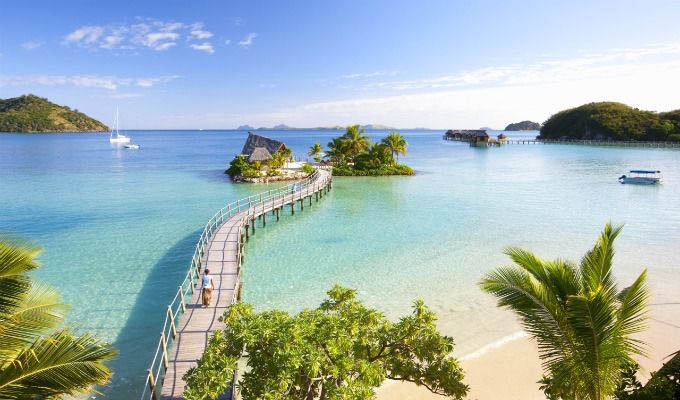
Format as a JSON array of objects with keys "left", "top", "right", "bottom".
[{"left": 1, "top": 0, "right": 680, "bottom": 129}]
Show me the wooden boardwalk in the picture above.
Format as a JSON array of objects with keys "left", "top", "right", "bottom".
[{"left": 150, "top": 169, "right": 332, "bottom": 400}]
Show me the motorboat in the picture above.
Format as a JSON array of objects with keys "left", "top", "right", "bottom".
[
  {"left": 619, "top": 170, "right": 662, "bottom": 185},
  {"left": 109, "top": 107, "right": 131, "bottom": 144},
  {"left": 124, "top": 144, "right": 140, "bottom": 149}
]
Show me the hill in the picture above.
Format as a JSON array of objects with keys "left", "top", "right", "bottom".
[
  {"left": 505, "top": 120, "right": 540, "bottom": 131},
  {"left": 539, "top": 102, "right": 680, "bottom": 142},
  {"left": 0, "top": 95, "right": 109, "bottom": 133}
]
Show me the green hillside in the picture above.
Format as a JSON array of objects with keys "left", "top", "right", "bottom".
[
  {"left": 539, "top": 102, "right": 680, "bottom": 142},
  {"left": 0, "top": 94, "right": 109, "bottom": 132},
  {"left": 505, "top": 120, "right": 540, "bottom": 131}
]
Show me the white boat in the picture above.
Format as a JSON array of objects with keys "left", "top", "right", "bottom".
[
  {"left": 619, "top": 170, "right": 662, "bottom": 185},
  {"left": 124, "top": 144, "right": 140, "bottom": 149},
  {"left": 109, "top": 108, "right": 131, "bottom": 144}
]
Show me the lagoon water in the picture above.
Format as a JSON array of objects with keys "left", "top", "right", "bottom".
[{"left": 1, "top": 130, "right": 679, "bottom": 398}]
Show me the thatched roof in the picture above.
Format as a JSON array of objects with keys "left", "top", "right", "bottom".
[
  {"left": 241, "top": 132, "right": 285, "bottom": 156},
  {"left": 497, "top": 133, "right": 507, "bottom": 139},
  {"left": 247, "top": 147, "right": 272, "bottom": 162}
]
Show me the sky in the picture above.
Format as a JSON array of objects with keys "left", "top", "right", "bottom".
[{"left": 1, "top": 0, "right": 680, "bottom": 129}]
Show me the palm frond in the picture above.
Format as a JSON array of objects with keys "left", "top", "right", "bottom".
[
  {"left": 0, "top": 239, "right": 41, "bottom": 318},
  {"left": 580, "top": 223, "right": 622, "bottom": 294},
  {"left": 0, "top": 282, "right": 68, "bottom": 365},
  {"left": 0, "top": 329, "right": 116, "bottom": 399}
]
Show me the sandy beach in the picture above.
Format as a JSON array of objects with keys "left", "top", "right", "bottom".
[{"left": 376, "top": 305, "right": 679, "bottom": 399}]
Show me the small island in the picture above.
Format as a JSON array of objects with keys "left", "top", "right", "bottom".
[
  {"left": 0, "top": 94, "right": 109, "bottom": 133},
  {"left": 539, "top": 102, "right": 680, "bottom": 141},
  {"left": 226, "top": 133, "right": 312, "bottom": 183},
  {"left": 326, "top": 125, "right": 413, "bottom": 176},
  {"left": 504, "top": 120, "right": 541, "bottom": 131}
]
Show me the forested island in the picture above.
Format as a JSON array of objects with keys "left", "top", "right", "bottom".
[
  {"left": 505, "top": 120, "right": 540, "bottom": 131},
  {"left": 0, "top": 95, "right": 109, "bottom": 133},
  {"left": 539, "top": 102, "right": 680, "bottom": 141}
]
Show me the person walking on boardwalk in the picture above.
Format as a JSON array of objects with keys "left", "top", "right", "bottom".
[{"left": 201, "top": 268, "right": 214, "bottom": 307}]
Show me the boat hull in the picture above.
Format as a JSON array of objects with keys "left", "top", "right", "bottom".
[{"left": 619, "top": 177, "right": 661, "bottom": 185}]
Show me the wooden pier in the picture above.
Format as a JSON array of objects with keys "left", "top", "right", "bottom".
[{"left": 141, "top": 169, "right": 332, "bottom": 400}]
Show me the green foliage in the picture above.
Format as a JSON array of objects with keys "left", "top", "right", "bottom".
[
  {"left": 325, "top": 127, "right": 412, "bottom": 176},
  {"left": 0, "top": 237, "right": 116, "bottom": 398},
  {"left": 505, "top": 120, "right": 541, "bottom": 131},
  {"left": 308, "top": 141, "right": 322, "bottom": 158},
  {"left": 480, "top": 224, "right": 650, "bottom": 400},
  {"left": 184, "top": 285, "right": 468, "bottom": 400},
  {"left": 539, "top": 102, "right": 680, "bottom": 141},
  {"left": 381, "top": 131, "right": 408, "bottom": 163},
  {"left": 0, "top": 94, "right": 109, "bottom": 133},
  {"left": 268, "top": 149, "right": 287, "bottom": 169},
  {"left": 301, "top": 164, "right": 314, "bottom": 174},
  {"left": 614, "top": 351, "right": 680, "bottom": 400},
  {"left": 226, "top": 155, "right": 257, "bottom": 177}
]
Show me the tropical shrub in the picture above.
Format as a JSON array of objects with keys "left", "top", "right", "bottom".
[
  {"left": 0, "top": 237, "right": 116, "bottom": 398},
  {"left": 301, "top": 164, "right": 314, "bottom": 174},
  {"left": 480, "top": 224, "right": 649, "bottom": 400},
  {"left": 183, "top": 285, "right": 469, "bottom": 400},
  {"left": 614, "top": 351, "right": 680, "bottom": 400}
]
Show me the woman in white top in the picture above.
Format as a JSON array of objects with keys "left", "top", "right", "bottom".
[{"left": 201, "top": 268, "right": 214, "bottom": 307}]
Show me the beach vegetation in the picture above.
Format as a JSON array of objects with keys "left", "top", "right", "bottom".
[
  {"left": 308, "top": 141, "right": 323, "bottom": 162},
  {"left": 539, "top": 102, "right": 680, "bottom": 142},
  {"left": 613, "top": 350, "right": 680, "bottom": 399},
  {"left": 0, "top": 237, "right": 116, "bottom": 398},
  {"left": 381, "top": 131, "right": 408, "bottom": 163},
  {"left": 183, "top": 285, "right": 468, "bottom": 400},
  {"left": 480, "top": 224, "right": 649, "bottom": 400},
  {"left": 301, "top": 164, "right": 314, "bottom": 174},
  {"left": 326, "top": 126, "right": 414, "bottom": 176}
]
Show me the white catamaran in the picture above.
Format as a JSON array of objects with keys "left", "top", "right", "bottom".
[
  {"left": 109, "top": 108, "right": 131, "bottom": 144},
  {"left": 618, "top": 170, "right": 662, "bottom": 185}
]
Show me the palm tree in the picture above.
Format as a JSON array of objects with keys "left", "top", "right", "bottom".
[
  {"left": 381, "top": 132, "right": 407, "bottom": 164},
  {"left": 308, "top": 142, "right": 322, "bottom": 163},
  {"left": 326, "top": 137, "right": 348, "bottom": 165},
  {"left": 0, "top": 237, "right": 116, "bottom": 398},
  {"left": 342, "top": 124, "right": 370, "bottom": 162},
  {"left": 480, "top": 224, "right": 649, "bottom": 400}
]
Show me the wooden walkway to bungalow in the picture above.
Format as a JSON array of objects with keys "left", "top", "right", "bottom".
[{"left": 141, "top": 169, "right": 332, "bottom": 400}]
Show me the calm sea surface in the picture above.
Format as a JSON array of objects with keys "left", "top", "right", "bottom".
[{"left": 1, "top": 130, "right": 679, "bottom": 398}]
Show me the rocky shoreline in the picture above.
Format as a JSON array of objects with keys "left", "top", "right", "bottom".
[{"left": 231, "top": 172, "right": 311, "bottom": 183}]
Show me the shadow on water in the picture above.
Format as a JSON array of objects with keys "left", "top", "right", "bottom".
[{"left": 98, "top": 229, "right": 202, "bottom": 399}]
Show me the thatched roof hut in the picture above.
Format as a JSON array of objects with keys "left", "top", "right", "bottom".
[
  {"left": 248, "top": 147, "right": 273, "bottom": 162},
  {"left": 497, "top": 133, "right": 507, "bottom": 140},
  {"left": 241, "top": 132, "right": 286, "bottom": 157}
]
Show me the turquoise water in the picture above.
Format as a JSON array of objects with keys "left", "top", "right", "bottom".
[{"left": 1, "top": 130, "right": 679, "bottom": 398}]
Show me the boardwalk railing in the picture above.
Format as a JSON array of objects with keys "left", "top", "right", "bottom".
[
  {"left": 141, "top": 169, "right": 331, "bottom": 400},
  {"left": 536, "top": 139, "right": 680, "bottom": 148}
]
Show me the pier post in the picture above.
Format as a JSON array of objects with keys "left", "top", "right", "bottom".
[
  {"left": 263, "top": 210, "right": 266, "bottom": 226},
  {"left": 251, "top": 218, "right": 255, "bottom": 234},
  {"left": 245, "top": 224, "right": 249, "bottom": 240},
  {"left": 161, "top": 332, "right": 169, "bottom": 370},
  {"left": 276, "top": 208, "right": 280, "bottom": 221},
  {"left": 178, "top": 286, "right": 186, "bottom": 312},
  {"left": 147, "top": 369, "right": 159, "bottom": 400},
  {"left": 291, "top": 202, "right": 295, "bottom": 215},
  {"left": 300, "top": 198, "right": 304, "bottom": 211}
]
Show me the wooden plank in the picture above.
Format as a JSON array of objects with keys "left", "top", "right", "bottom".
[{"left": 159, "top": 169, "right": 331, "bottom": 399}]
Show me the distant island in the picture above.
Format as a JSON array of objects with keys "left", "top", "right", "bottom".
[
  {"left": 504, "top": 121, "right": 541, "bottom": 131},
  {"left": 539, "top": 102, "right": 680, "bottom": 142},
  {"left": 236, "top": 123, "right": 397, "bottom": 131},
  {"left": 479, "top": 126, "right": 494, "bottom": 130},
  {"left": 0, "top": 94, "right": 109, "bottom": 133}
]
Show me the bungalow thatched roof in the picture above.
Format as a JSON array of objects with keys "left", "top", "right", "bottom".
[
  {"left": 241, "top": 132, "right": 285, "bottom": 156},
  {"left": 247, "top": 147, "right": 272, "bottom": 162},
  {"left": 497, "top": 133, "right": 507, "bottom": 139}
]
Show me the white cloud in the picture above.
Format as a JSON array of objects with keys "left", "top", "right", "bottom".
[
  {"left": 342, "top": 71, "right": 400, "bottom": 79},
  {"left": 238, "top": 33, "right": 257, "bottom": 48},
  {"left": 63, "top": 20, "right": 212, "bottom": 52},
  {"left": 190, "top": 29, "right": 213, "bottom": 40},
  {"left": 21, "top": 41, "right": 43, "bottom": 50},
  {"left": 0, "top": 74, "right": 179, "bottom": 91},
  {"left": 190, "top": 42, "right": 215, "bottom": 54},
  {"left": 225, "top": 39, "right": 231, "bottom": 45},
  {"left": 64, "top": 26, "right": 104, "bottom": 45},
  {"left": 110, "top": 93, "right": 143, "bottom": 99}
]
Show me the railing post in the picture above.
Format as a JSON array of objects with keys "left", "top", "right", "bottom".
[
  {"left": 168, "top": 305, "right": 177, "bottom": 339},
  {"left": 147, "top": 369, "right": 159, "bottom": 400},
  {"left": 179, "top": 286, "right": 186, "bottom": 312},
  {"left": 189, "top": 268, "right": 195, "bottom": 293},
  {"left": 160, "top": 332, "right": 169, "bottom": 370}
]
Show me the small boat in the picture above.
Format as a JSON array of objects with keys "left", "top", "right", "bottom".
[
  {"left": 124, "top": 144, "right": 140, "bottom": 149},
  {"left": 619, "top": 170, "right": 662, "bottom": 185},
  {"left": 109, "top": 107, "right": 131, "bottom": 144}
]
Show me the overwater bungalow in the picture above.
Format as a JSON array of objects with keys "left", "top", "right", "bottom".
[
  {"left": 497, "top": 133, "right": 508, "bottom": 143},
  {"left": 443, "top": 129, "right": 491, "bottom": 146}
]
